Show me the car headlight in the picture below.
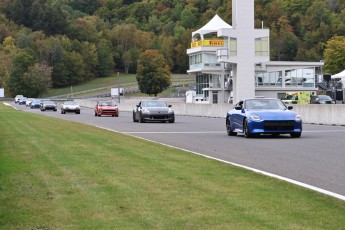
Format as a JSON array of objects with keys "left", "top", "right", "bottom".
[
  {"left": 142, "top": 108, "right": 150, "bottom": 114},
  {"left": 320, "top": 101, "right": 326, "bottom": 104},
  {"left": 249, "top": 115, "right": 262, "bottom": 121},
  {"left": 168, "top": 108, "right": 174, "bottom": 114},
  {"left": 295, "top": 114, "right": 302, "bottom": 121}
]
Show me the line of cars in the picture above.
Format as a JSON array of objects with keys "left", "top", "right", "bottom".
[
  {"left": 15, "top": 95, "right": 175, "bottom": 123},
  {"left": 16, "top": 95, "right": 301, "bottom": 138}
]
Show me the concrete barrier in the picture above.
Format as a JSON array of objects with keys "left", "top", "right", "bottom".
[{"left": 75, "top": 98, "right": 345, "bottom": 126}]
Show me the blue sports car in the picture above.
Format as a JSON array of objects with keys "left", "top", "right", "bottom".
[{"left": 226, "top": 98, "right": 302, "bottom": 138}]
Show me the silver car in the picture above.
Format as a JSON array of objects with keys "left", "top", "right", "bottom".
[
  {"left": 40, "top": 100, "right": 57, "bottom": 111},
  {"left": 61, "top": 101, "right": 80, "bottom": 114},
  {"left": 133, "top": 100, "right": 175, "bottom": 123}
]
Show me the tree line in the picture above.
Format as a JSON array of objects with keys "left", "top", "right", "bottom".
[{"left": 0, "top": 0, "right": 344, "bottom": 97}]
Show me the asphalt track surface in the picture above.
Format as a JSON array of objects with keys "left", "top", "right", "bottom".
[{"left": 12, "top": 103, "right": 345, "bottom": 199}]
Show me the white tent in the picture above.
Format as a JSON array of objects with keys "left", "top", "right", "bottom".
[
  {"left": 192, "top": 14, "right": 232, "bottom": 40},
  {"left": 331, "top": 70, "right": 345, "bottom": 79}
]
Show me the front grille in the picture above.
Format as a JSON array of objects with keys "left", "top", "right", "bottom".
[
  {"left": 103, "top": 109, "right": 116, "bottom": 113},
  {"left": 324, "top": 101, "right": 332, "bottom": 104},
  {"left": 151, "top": 115, "right": 168, "bottom": 119},
  {"left": 264, "top": 120, "right": 294, "bottom": 131}
]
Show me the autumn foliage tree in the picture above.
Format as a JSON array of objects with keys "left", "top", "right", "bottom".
[
  {"left": 324, "top": 36, "right": 345, "bottom": 74},
  {"left": 136, "top": 49, "right": 171, "bottom": 96}
]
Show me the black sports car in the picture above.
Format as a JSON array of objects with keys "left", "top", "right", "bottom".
[{"left": 133, "top": 100, "right": 175, "bottom": 123}]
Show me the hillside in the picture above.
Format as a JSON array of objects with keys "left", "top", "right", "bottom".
[{"left": 0, "top": 0, "right": 344, "bottom": 97}]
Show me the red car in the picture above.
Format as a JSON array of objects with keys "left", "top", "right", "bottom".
[{"left": 94, "top": 101, "right": 119, "bottom": 117}]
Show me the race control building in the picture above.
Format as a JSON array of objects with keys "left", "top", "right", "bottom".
[{"left": 186, "top": 0, "right": 324, "bottom": 104}]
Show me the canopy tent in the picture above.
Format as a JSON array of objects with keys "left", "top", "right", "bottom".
[
  {"left": 192, "top": 14, "right": 232, "bottom": 40},
  {"left": 331, "top": 70, "right": 345, "bottom": 79}
]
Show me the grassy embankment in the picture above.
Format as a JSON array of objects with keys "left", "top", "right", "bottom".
[
  {"left": 43, "top": 74, "right": 193, "bottom": 98},
  {"left": 1, "top": 103, "right": 345, "bottom": 229}
]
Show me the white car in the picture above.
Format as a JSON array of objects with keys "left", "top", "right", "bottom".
[
  {"left": 14, "top": 95, "right": 24, "bottom": 103},
  {"left": 61, "top": 101, "right": 80, "bottom": 114},
  {"left": 26, "top": 98, "right": 34, "bottom": 107}
]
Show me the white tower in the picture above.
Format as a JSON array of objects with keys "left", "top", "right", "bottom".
[{"left": 218, "top": 0, "right": 269, "bottom": 103}]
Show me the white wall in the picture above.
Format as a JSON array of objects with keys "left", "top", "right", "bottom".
[{"left": 76, "top": 99, "right": 345, "bottom": 125}]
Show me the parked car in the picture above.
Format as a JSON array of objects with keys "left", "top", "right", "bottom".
[
  {"left": 26, "top": 98, "right": 34, "bottom": 107},
  {"left": 310, "top": 95, "right": 335, "bottom": 104},
  {"left": 226, "top": 98, "right": 302, "bottom": 138},
  {"left": 133, "top": 100, "right": 175, "bottom": 123},
  {"left": 15, "top": 95, "right": 24, "bottom": 103},
  {"left": 61, "top": 101, "right": 80, "bottom": 114},
  {"left": 18, "top": 97, "right": 28, "bottom": 105},
  {"left": 94, "top": 101, "right": 119, "bottom": 117},
  {"left": 30, "top": 99, "right": 41, "bottom": 109},
  {"left": 40, "top": 100, "right": 57, "bottom": 111}
]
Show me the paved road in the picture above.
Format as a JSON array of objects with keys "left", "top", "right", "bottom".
[{"left": 13, "top": 103, "right": 345, "bottom": 197}]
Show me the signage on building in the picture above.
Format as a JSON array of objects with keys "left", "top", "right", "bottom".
[{"left": 191, "top": 40, "right": 225, "bottom": 48}]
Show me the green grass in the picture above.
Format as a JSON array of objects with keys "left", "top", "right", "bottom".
[
  {"left": 1, "top": 103, "right": 345, "bottom": 229},
  {"left": 43, "top": 73, "right": 193, "bottom": 98}
]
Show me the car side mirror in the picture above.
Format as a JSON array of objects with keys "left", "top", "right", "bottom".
[
  {"left": 136, "top": 104, "right": 140, "bottom": 108},
  {"left": 234, "top": 105, "right": 242, "bottom": 110},
  {"left": 288, "top": 106, "right": 293, "bottom": 110},
  {"left": 168, "top": 105, "right": 172, "bottom": 107}
]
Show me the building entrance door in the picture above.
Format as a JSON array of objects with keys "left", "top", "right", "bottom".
[{"left": 213, "top": 92, "right": 218, "bottom": 104}]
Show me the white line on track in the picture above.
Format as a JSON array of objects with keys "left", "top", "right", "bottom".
[
  {"left": 124, "top": 130, "right": 345, "bottom": 134},
  {"left": 124, "top": 131, "right": 224, "bottom": 134},
  {"left": 97, "top": 125, "right": 345, "bottom": 201}
]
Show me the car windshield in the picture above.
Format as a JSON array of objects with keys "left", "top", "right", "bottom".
[
  {"left": 64, "top": 101, "right": 77, "bottom": 105},
  {"left": 319, "top": 95, "right": 332, "bottom": 100},
  {"left": 245, "top": 99, "right": 286, "bottom": 110},
  {"left": 141, "top": 101, "right": 167, "bottom": 107},
  {"left": 99, "top": 101, "right": 113, "bottom": 106}
]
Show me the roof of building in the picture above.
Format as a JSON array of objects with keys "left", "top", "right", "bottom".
[
  {"left": 192, "top": 14, "right": 232, "bottom": 40},
  {"left": 331, "top": 70, "right": 345, "bottom": 79}
]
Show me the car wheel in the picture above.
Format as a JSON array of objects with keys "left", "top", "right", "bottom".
[
  {"left": 290, "top": 132, "right": 301, "bottom": 138},
  {"left": 169, "top": 117, "right": 175, "bottom": 123},
  {"left": 94, "top": 111, "right": 97, "bottom": 116},
  {"left": 226, "top": 117, "right": 237, "bottom": 136},
  {"left": 61, "top": 110, "right": 63, "bottom": 114},
  {"left": 133, "top": 112, "right": 137, "bottom": 122},
  {"left": 244, "top": 119, "right": 252, "bottom": 138},
  {"left": 76, "top": 111, "right": 80, "bottom": 114},
  {"left": 139, "top": 114, "right": 145, "bottom": 123}
]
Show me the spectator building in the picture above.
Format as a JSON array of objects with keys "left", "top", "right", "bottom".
[{"left": 186, "top": 0, "right": 324, "bottom": 104}]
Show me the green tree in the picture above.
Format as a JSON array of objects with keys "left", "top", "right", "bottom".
[
  {"left": 136, "top": 49, "right": 171, "bottom": 96},
  {"left": 0, "top": 50, "right": 13, "bottom": 90},
  {"left": 324, "top": 36, "right": 345, "bottom": 74},
  {"left": 52, "top": 51, "right": 85, "bottom": 87},
  {"left": 97, "top": 39, "right": 114, "bottom": 77},
  {"left": 7, "top": 51, "right": 36, "bottom": 96},
  {"left": 21, "top": 63, "right": 52, "bottom": 97}
]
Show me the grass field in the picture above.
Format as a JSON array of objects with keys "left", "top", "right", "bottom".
[
  {"left": 1, "top": 103, "right": 345, "bottom": 229},
  {"left": 43, "top": 73, "right": 193, "bottom": 98}
]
